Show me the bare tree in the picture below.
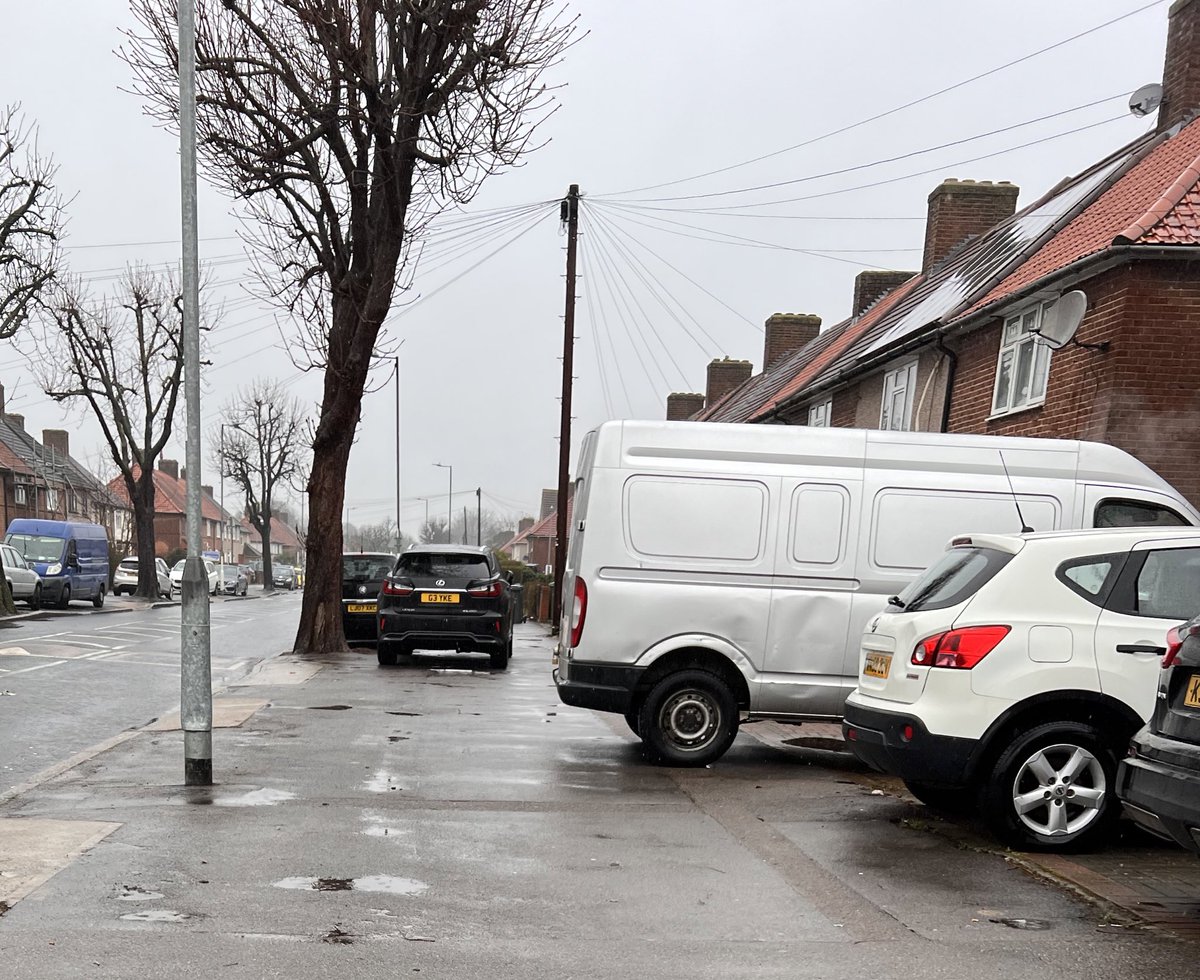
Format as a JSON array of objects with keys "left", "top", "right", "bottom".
[
  {"left": 122, "top": 1, "right": 575, "bottom": 653},
  {"left": 215, "top": 380, "right": 308, "bottom": 595},
  {"left": 32, "top": 268, "right": 203, "bottom": 599},
  {"left": 0, "top": 104, "right": 67, "bottom": 340}
]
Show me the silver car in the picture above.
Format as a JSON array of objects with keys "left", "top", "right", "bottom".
[
  {"left": 1, "top": 543, "right": 42, "bottom": 608},
  {"left": 113, "top": 556, "right": 171, "bottom": 598}
]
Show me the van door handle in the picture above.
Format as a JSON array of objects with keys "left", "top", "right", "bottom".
[{"left": 1115, "top": 643, "right": 1166, "bottom": 655}]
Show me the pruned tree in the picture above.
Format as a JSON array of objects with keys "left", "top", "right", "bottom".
[
  {"left": 215, "top": 380, "right": 308, "bottom": 594},
  {"left": 0, "top": 104, "right": 67, "bottom": 340},
  {"left": 33, "top": 268, "right": 203, "bottom": 599},
  {"left": 122, "top": 0, "right": 575, "bottom": 653}
]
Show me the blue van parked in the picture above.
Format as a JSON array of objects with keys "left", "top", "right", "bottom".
[{"left": 4, "top": 519, "right": 110, "bottom": 609}]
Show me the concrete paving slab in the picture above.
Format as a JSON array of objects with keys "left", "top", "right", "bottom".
[
  {"left": 0, "top": 817, "right": 120, "bottom": 907},
  {"left": 144, "top": 698, "right": 269, "bottom": 732}
]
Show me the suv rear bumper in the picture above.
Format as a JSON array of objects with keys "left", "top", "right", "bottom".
[
  {"left": 842, "top": 700, "right": 978, "bottom": 787},
  {"left": 554, "top": 659, "right": 644, "bottom": 714},
  {"left": 380, "top": 610, "right": 507, "bottom": 651},
  {"left": 1117, "top": 729, "right": 1200, "bottom": 854}
]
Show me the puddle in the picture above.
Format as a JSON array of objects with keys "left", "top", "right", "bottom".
[
  {"left": 212, "top": 788, "right": 296, "bottom": 807},
  {"left": 309, "top": 704, "right": 353, "bottom": 711},
  {"left": 117, "top": 884, "right": 164, "bottom": 901},
  {"left": 364, "top": 771, "right": 402, "bottom": 793},
  {"left": 989, "top": 917, "right": 1051, "bottom": 931},
  {"left": 273, "top": 875, "right": 428, "bottom": 896},
  {"left": 120, "top": 910, "right": 190, "bottom": 923},
  {"left": 385, "top": 711, "right": 421, "bottom": 717}
]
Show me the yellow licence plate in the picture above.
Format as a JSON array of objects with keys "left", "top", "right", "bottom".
[
  {"left": 863, "top": 652, "right": 892, "bottom": 680},
  {"left": 421, "top": 592, "right": 460, "bottom": 605},
  {"left": 1185, "top": 675, "right": 1200, "bottom": 708},
  {"left": 346, "top": 603, "right": 376, "bottom": 614}
]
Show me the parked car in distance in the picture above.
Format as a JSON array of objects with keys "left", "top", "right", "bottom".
[
  {"left": 1118, "top": 613, "right": 1200, "bottom": 854},
  {"left": 170, "top": 558, "right": 218, "bottom": 596},
  {"left": 112, "top": 556, "right": 171, "bottom": 598},
  {"left": 1, "top": 542, "right": 41, "bottom": 608},
  {"left": 4, "top": 519, "right": 110, "bottom": 609},
  {"left": 342, "top": 552, "right": 396, "bottom": 645},
  {"left": 217, "top": 564, "right": 249, "bottom": 596},
  {"left": 555, "top": 420, "right": 1199, "bottom": 768},
  {"left": 843, "top": 528, "right": 1200, "bottom": 852},
  {"left": 377, "top": 545, "right": 514, "bottom": 669},
  {"left": 273, "top": 564, "right": 297, "bottom": 590}
]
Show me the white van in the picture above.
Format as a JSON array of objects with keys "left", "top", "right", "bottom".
[{"left": 553, "top": 420, "right": 1200, "bottom": 766}]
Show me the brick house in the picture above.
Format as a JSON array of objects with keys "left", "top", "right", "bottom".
[{"left": 682, "top": 0, "right": 1200, "bottom": 508}]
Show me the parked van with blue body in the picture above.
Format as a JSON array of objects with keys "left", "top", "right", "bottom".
[{"left": 3, "top": 519, "right": 110, "bottom": 609}]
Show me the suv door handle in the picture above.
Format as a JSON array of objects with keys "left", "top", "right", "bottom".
[{"left": 1116, "top": 643, "right": 1167, "bottom": 655}]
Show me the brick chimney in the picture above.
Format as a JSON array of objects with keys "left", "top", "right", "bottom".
[
  {"left": 922, "top": 179, "right": 1019, "bottom": 272},
  {"left": 1160, "top": 0, "right": 1200, "bottom": 132},
  {"left": 518, "top": 517, "right": 535, "bottom": 533},
  {"left": 666, "top": 392, "right": 705, "bottom": 420},
  {"left": 706, "top": 357, "right": 753, "bottom": 409},
  {"left": 202, "top": 484, "right": 214, "bottom": 499},
  {"left": 42, "top": 429, "right": 70, "bottom": 459},
  {"left": 853, "top": 270, "right": 917, "bottom": 317},
  {"left": 763, "top": 314, "right": 820, "bottom": 369},
  {"left": 5, "top": 414, "right": 24, "bottom": 431},
  {"left": 539, "top": 488, "right": 556, "bottom": 520},
  {"left": 159, "top": 458, "right": 179, "bottom": 480}
]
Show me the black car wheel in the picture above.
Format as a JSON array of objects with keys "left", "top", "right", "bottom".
[
  {"left": 489, "top": 645, "right": 509, "bottom": 670},
  {"left": 92, "top": 585, "right": 105, "bottom": 609},
  {"left": 57, "top": 583, "right": 71, "bottom": 610},
  {"left": 638, "top": 669, "right": 739, "bottom": 767},
  {"left": 377, "top": 642, "right": 400, "bottom": 667},
  {"left": 29, "top": 583, "right": 40, "bottom": 610},
  {"left": 904, "top": 780, "right": 976, "bottom": 815},
  {"left": 980, "top": 721, "right": 1122, "bottom": 852}
]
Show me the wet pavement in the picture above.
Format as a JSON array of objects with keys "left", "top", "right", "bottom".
[{"left": 0, "top": 623, "right": 1196, "bottom": 978}]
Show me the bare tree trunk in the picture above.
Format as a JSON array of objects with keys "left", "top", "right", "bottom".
[
  {"left": 260, "top": 515, "right": 274, "bottom": 594},
  {"left": 132, "top": 473, "right": 159, "bottom": 599},
  {"left": 0, "top": 576, "right": 15, "bottom": 616}
]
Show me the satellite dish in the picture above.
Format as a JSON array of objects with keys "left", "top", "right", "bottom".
[
  {"left": 1036, "top": 290, "right": 1088, "bottom": 349},
  {"left": 1129, "top": 82, "right": 1164, "bottom": 118}
]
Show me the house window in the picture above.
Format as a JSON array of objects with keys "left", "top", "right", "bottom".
[
  {"left": 993, "top": 303, "right": 1053, "bottom": 414},
  {"left": 45, "top": 488, "right": 59, "bottom": 511},
  {"left": 14, "top": 484, "right": 27, "bottom": 506},
  {"left": 880, "top": 361, "right": 917, "bottom": 431},
  {"left": 807, "top": 398, "right": 832, "bottom": 427}
]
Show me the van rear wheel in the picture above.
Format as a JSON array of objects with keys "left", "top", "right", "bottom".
[{"left": 639, "top": 669, "right": 738, "bottom": 767}]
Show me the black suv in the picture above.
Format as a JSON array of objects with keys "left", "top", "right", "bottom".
[
  {"left": 342, "top": 552, "right": 396, "bottom": 644},
  {"left": 377, "top": 545, "right": 514, "bottom": 669}
]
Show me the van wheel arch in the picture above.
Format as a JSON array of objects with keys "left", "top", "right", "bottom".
[
  {"left": 631, "top": 647, "right": 751, "bottom": 714},
  {"left": 967, "top": 691, "right": 1142, "bottom": 786}
]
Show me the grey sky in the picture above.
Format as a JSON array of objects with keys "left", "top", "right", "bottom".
[{"left": 0, "top": 0, "right": 1172, "bottom": 536}]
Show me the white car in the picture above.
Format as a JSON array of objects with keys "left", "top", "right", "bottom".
[
  {"left": 844, "top": 527, "right": 1200, "bottom": 852},
  {"left": 112, "top": 556, "right": 172, "bottom": 598},
  {"left": 1, "top": 543, "right": 42, "bottom": 608},
  {"left": 169, "top": 558, "right": 218, "bottom": 596}
]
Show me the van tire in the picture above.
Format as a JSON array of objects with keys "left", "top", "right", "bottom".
[
  {"left": 57, "top": 584, "right": 71, "bottom": 609},
  {"left": 623, "top": 709, "right": 641, "bottom": 737},
  {"left": 979, "top": 721, "right": 1120, "bottom": 852},
  {"left": 92, "top": 585, "right": 105, "bottom": 609},
  {"left": 639, "top": 670, "right": 738, "bottom": 767}
]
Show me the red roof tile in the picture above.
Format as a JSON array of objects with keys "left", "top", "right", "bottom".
[{"left": 107, "top": 467, "right": 235, "bottom": 523}]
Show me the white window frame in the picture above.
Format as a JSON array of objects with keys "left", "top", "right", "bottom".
[
  {"left": 879, "top": 360, "right": 918, "bottom": 432},
  {"left": 45, "top": 487, "right": 58, "bottom": 511},
  {"left": 14, "top": 484, "right": 27, "bottom": 506},
  {"left": 992, "top": 301, "right": 1054, "bottom": 416},
  {"left": 807, "top": 398, "right": 832, "bottom": 428}
]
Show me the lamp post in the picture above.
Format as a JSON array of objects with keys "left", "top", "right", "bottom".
[
  {"left": 393, "top": 348, "right": 403, "bottom": 552},
  {"left": 433, "top": 463, "right": 452, "bottom": 543},
  {"left": 416, "top": 496, "right": 430, "bottom": 540},
  {"left": 219, "top": 423, "right": 228, "bottom": 590}
]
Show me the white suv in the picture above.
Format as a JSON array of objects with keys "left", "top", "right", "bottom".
[{"left": 844, "top": 528, "right": 1200, "bottom": 851}]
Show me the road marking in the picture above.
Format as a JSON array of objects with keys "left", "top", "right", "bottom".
[
  {"left": 4, "top": 660, "right": 67, "bottom": 675},
  {"left": 0, "top": 646, "right": 32, "bottom": 657}
]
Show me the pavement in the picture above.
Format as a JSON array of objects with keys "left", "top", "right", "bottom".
[{"left": 1, "top": 623, "right": 1199, "bottom": 978}]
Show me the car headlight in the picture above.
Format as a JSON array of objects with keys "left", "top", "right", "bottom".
[{"left": 46, "top": 563, "right": 62, "bottom": 576}]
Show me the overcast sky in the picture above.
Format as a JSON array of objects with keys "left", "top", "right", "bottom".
[{"left": 0, "top": 0, "right": 1174, "bottom": 537}]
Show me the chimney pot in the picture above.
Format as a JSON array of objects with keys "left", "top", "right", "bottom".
[
  {"left": 922, "top": 179, "right": 1020, "bottom": 272},
  {"left": 202, "top": 484, "right": 214, "bottom": 499},
  {"left": 705, "top": 357, "right": 753, "bottom": 410},
  {"left": 666, "top": 392, "right": 706, "bottom": 421},
  {"left": 852, "top": 271, "right": 917, "bottom": 317},
  {"left": 540, "top": 488, "right": 557, "bottom": 520},
  {"left": 762, "top": 313, "right": 820, "bottom": 370},
  {"left": 159, "top": 458, "right": 179, "bottom": 480},
  {"left": 518, "top": 517, "right": 535, "bottom": 533}
]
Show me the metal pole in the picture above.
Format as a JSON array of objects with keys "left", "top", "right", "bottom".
[
  {"left": 476, "top": 487, "right": 481, "bottom": 546},
  {"left": 434, "top": 464, "right": 452, "bottom": 544},
  {"left": 394, "top": 354, "right": 401, "bottom": 551},
  {"left": 552, "top": 184, "right": 580, "bottom": 629},
  {"left": 219, "top": 424, "right": 226, "bottom": 587},
  {"left": 179, "top": 0, "right": 212, "bottom": 787}
]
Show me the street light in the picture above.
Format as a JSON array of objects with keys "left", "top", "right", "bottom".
[
  {"left": 219, "top": 423, "right": 229, "bottom": 588},
  {"left": 433, "top": 463, "right": 452, "bottom": 544},
  {"left": 416, "top": 496, "right": 430, "bottom": 539},
  {"left": 392, "top": 346, "right": 404, "bottom": 552}
]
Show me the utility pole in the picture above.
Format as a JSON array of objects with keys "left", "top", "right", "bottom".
[
  {"left": 552, "top": 184, "right": 579, "bottom": 629},
  {"left": 178, "top": 0, "right": 212, "bottom": 786},
  {"left": 393, "top": 350, "right": 402, "bottom": 552},
  {"left": 476, "top": 487, "right": 482, "bottom": 546},
  {"left": 463, "top": 506, "right": 468, "bottom": 545}
]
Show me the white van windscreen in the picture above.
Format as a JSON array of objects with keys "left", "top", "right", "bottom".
[
  {"left": 872, "top": 489, "right": 1059, "bottom": 571},
  {"left": 625, "top": 477, "right": 766, "bottom": 561}
]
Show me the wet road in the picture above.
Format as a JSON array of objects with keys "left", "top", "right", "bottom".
[
  {"left": 0, "top": 623, "right": 1191, "bottom": 978},
  {"left": 0, "top": 593, "right": 301, "bottom": 797}
]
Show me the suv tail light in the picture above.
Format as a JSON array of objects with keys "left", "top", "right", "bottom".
[
  {"left": 1164, "top": 622, "right": 1200, "bottom": 668},
  {"left": 382, "top": 578, "right": 413, "bottom": 596},
  {"left": 912, "top": 625, "right": 1010, "bottom": 669},
  {"left": 570, "top": 577, "right": 588, "bottom": 648},
  {"left": 467, "top": 581, "right": 503, "bottom": 598}
]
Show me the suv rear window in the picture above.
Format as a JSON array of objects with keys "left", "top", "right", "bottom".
[
  {"left": 119, "top": 559, "right": 138, "bottom": 570},
  {"left": 343, "top": 555, "right": 394, "bottom": 580},
  {"left": 894, "top": 547, "right": 1013, "bottom": 613},
  {"left": 397, "top": 552, "right": 491, "bottom": 579}
]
